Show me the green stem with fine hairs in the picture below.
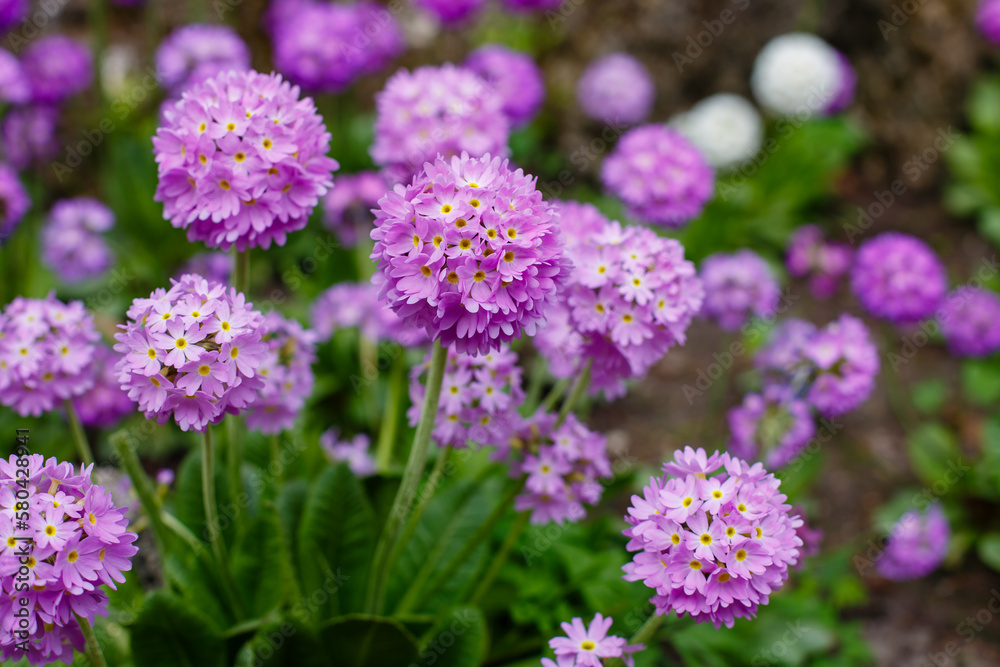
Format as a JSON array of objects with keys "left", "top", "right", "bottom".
[
  {"left": 65, "top": 400, "right": 95, "bottom": 465},
  {"left": 74, "top": 613, "right": 108, "bottom": 667}
]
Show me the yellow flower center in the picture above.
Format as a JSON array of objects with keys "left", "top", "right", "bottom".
[
  {"left": 503, "top": 251, "right": 515, "bottom": 262},
  {"left": 420, "top": 266, "right": 432, "bottom": 277},
  {"left": 595, "top": 303, "right": 605, "bottom": 314},
  {"left": 726, "top": 527, "right": 736, "bottom": 537},
  {"left": 148, "top": 348, "right": 157, "bottom": 359},
  {"left": 221, "top": 321, "right": 231, "bottom": 331},
  {"left": 67, "top": 551, "right": 79, "bottom": 563},
  {"left": 226, "top": 122, "right": 236, "bottom": 131},
  {"left": 712, "top": 490, "right": 722, "bottom": 499},
  {"left": 6, "top": 536, "right": 15, "bottom": 547},
  {"left": 446, "top": 272, "right": 459, "bottom": 284},
  {"left": 682, "top": 497, "right": 693, "bottom": 507},
  {"left": 459, "top": 239, "right": 472, "bottom": 250},
  {"left": 473, "top": 270, "right": 486, "bottom": 282},
  {"left": 689, "top": 560, "right": 702, "bottom": 570},
  {"left": 456, "top": 218, "right": 467, "bottom": 228},
  {"left": 486, "top": 228, "right": 497, "bottom": 239},
  {"left": 469, "top": 199, "right": 481, "bottom": 208},
  {"left": 700, "top": 534, "right": 712, "bottom": 545},
  {"left": 230, "top": 348, "right": 240, "bottom": 359},
  {"left": 622, "top": 314, "right": 633, "bottom": 323},
  {"left": 671, "top": 533, "right": 681, "bottom": 545},
  {"left": 581, "top": 640, "right": 595, "bottom": 651},
  {"left": 175, "top": 338, "right": 187, "bottom": 349},
  {"left": 262, "top": 139, "right": 272, "bottom": 149},
  {"left": 718, "top": 571, "right": 731, "bottom": 583},
  {"left": 507, "top": 228, "right": 516, "bottom": 239},
  {"left": 735, "top": 549, "right": 747, "bottom": 561},
  {"left": 45, "top": 525, "right": 56, "bottom": 536},
  {"left": 198, "top": 365, "right": 211, "bottom": 376},
  {"left": 151, "top": 377, "right": 161, "bottom": 387},
  {"left": 234, "top": 152, "right": 246, "bottom": 162},
  {"left": 441, "top": 204, "right": 453, "bottom": 214},
  {"left": 468, "top": 182, "right": 480, "bottom": 188},
  {"left": 198, "top": 122, "right": 206, "bottom": 133},
  {"left": 737, "top": 504, "right": 747, "bottom": 512},
  {"left": 219, "top": 180, "right": 231, "bottom": 191}
]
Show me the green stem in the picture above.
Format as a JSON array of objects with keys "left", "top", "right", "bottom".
[
  {"left": 539, "top": 377, "right": 571, "bottom": 414},
  {"left": 233, "top": 248, "right": 250, "bottom": 295},
  {"left": 201, "top": 427, "right": 243, "bottom": 618},
  {"left": 375, "top": 356, "right": 405, "bottom": 471},
  {"left": 65, "top": 400, "right": 95, "bottom": 465},
  {"left": 366, "top": 340, "right": 449, "bottom": 614},
  {"left": 556, "top": 360, "right": 592, "bottom": 426},
  {"left": 606, "top": 613, "right": 666, "bottom": 666},
  {"left": 269, "top": 433, "right": 282, "bottom": 487},
  {"left": 522, "top": 356, "right": 548, "bottom": 415},
  {"left": 226, "top": 417, "right": 245, "bottom": 517},
  {"left": 111, "top": 433, "right": 168, "bottom": 556},
  {"left": 469, "top": 510, "right": 530, "bottom": 606},
  {"left": 360, "top": 335, "right": 380, "bottom": 429},
  {"left": 398, "top": 477, "right": 525, "bottom": 614},
  {"left": 384, "top": 448, "right": 452, "bottom": 584},
  {"left": 74, "top": 612, "right": 108, "bottom": 667}
]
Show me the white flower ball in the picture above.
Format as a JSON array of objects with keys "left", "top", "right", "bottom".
[
  {"left": 671, "top": 94, "right": 763, "bottom": 170},
  {"left": 750, "top": 33, "right": 841, "bottom": 116}
]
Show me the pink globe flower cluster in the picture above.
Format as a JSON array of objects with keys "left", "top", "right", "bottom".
[
  {"left": 756, "top": 315, "right": 880, "bottom": 418},
  {"left": 41, "top": 197, "right": 116, "bottom": 283},
  {"left": 727, "top": 389, "right": 816, "bottom": 469},
  {"left": 1, "top": 105, "right": 59, "bottom": 169},
  {"left": 622, "top": 447, "right": 802, "bottom": 629},
  {"left": 408, "top": 345, "right": 524, "bottom": 448},
  {"left": 601, "top": 125, "right": 714, "bottom": 228},
  {"left": 875, "top": 504, "right": 950, "bottom": 581},
  {"left": 699, "top": 250, "right": 781, "bottom": 332},
  {"left": 978, "top": 0, "right": 1000, "bottom": 45},
  {"left": 0, "top": 295, "right": 100, "bottom": 417},
  {"left": 20, "top": 35, "right": 93, "bottom": 105},
  {"left": 370, "top": 153, "right": 567, "bottom": 354},
  {"left": 0, "top": 0, "right": 26, "bottom": 33},
  {"left": 153, "top": 69, "right": 339, "bottom": 251},
  {"left": 321, "top": 170, "right": 388, "bottom": 247},
  {"left": 850, "top": 232, "right": 947, "bottom": 325},
  {"left": 543, "top": 613, "right": 644, "bottom": 667},
  {"left": 371, "top": 66, "right": 510, "bottom": 184},
  {"left": 321, "top": 428, "right": 377, "bottom": 477},
  {"left": 939, "top": 287, "right": 1000, "bottom": 358},
  {"left": 535, "top": 203, "right": 703, "bottom": 399},
  {"left": 0, "top": 49, "right": 29, "bottom": 105},
  {"left": 311, "top": 280, "right": 428, "bottom": 347},
  {"left": 71, "top": 345, "right": 134, "bottom": 430},
  {"left": 497, "top": 412, "right": 613, "bottom": 525},
  {"left": 416, "top": 0, "right": 486, "bottom": 25},
  {"left": 0, "top": 163, "right": 29, "bottom": 244},
  {"left": 155, "top": 24, "right": 251, "bottom": 95},
  {"left": 465, "top": 44, "right": 546, "bottom": 128},
  {"left": 786, "top": 224, "right": 853, "bottom": 299},
  {"left": 271, "top": 0, "right": 404, "bottom": 93},
  {"left": 0, "top": 455, "right": 138, "bottom": 666},
  {"left": 244, "top": 312, "right": 317, "bottom": 435},
  {"left": 113, "top": 274, "right": 266, "bottom": 432},
  {"left": 576, "top": 53, "right": 654, "bottom": 126}
]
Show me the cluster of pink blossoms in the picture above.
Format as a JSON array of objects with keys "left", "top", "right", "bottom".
[
  {"left": 623, "top": 447, "right": 802, "bottom": 629},
  {"left": 321, "top": 429, "right": 377, "bottom": 477},
  {"left": 543, "top": 613, "right": 644, "bottom": 667},
  {"left": 71, "top": 344, "right": 134, "bottom": 430},
  {"left": 408, "top": 345, "right": 524, "bottom": 449},
  {"left": 496, "top": 412, "right": 613, "bottom": 525},
  {"left": 0, "top": 455, "right": 138, "bottom": 665},
  {"left": 534, "top": 202, "right": 703, "bottom": 399},
  {"left": 113, "top": 274, "right": 266, "bottom": 432},
  {"left": 371, "top": 66, "right": 510, "bottom": 184},
  {"left": 370, "top": 153, "right": 567, "bottom": 354},
  {"left": 0, "top": 295, "right": 100, "bottom": 417},
  {"left": 153, "top": 69, "right": 338, "bottom": 250},
  {"left": 244, "top": 312, "right": 317, "bottom": 435},
  {"left": 311, "top": 280, "right": 427, "bottom": 347}
]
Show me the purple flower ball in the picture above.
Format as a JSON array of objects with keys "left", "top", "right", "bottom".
[
  {"left": 321, "top": 170, "right": 388, "bottom": 247},
  {"left": 371, "top": 65, "right": 510, "bottom": 184},
  {"left": 113, "top": 274, "right": 268, "bottom": 432},
  {"left": 804, "top": 314, "right": 879, "bottom": 417},
  {"left": 416, "top": 0, "right": 486, "bottom": 24},
  {"left": 851, "top": 233, "right": 947, "bottom": 324},
  {"left": 370, "top": 153, "right": 567, "bottom": 354},
  {"left": 876, "top": 504, "right": 949, "bottom": 581},
  {"left": 72, "top": 344, "right": 134, "bottom": 429},
  {"left": 311, "top": 280, "right": 428, "bottom": 347},
  {"left": 21, "top": 35, "right": 93, "bottom": 104},
  {"left": 728, "top": 391, "right": 816, "bottom": 469},
  {"left": 152, "top": 69, "right": 339, "bottom": 251},
  {"left": 321, "top": 429, "right": 377, "bottom": 476},
  {"left": 499, "top": 411, "right": 612, "bottom": 525},
  {"left": 0, "top": 48, "right": 29, "bottom": 104},
  {"left": 0, "top": 455, "right": 139, "bottom": 666},
  {"left": 465, "top": 44, "right": 545, "bottom": 127},
  {"left": 244, "top": 312, "right": 317, "bottom": 435},
  {"left": 939, "top": 287, "right": 1000, "bottom": 358},
  {"left": 824, "top": 51, "right": 857, "bottom": 114},
  {"left": 978, "top": 0, "right": 1000, "bottom": 44},
  {"left": 700, "top": 250, "right": 781, "bottom": 332},
  {"left": 0, "top": 0, "right": 26, "bottom": 33},
  {"left": 786, "top": 225, "right": 853, "bottom": 299},
  {"left": 601, "top": 125, "right": 714, "bottom": 228},
  {"left": 1, "top": 104, "right": 59, "bottom": 169},
  {"left": 155, "top": 24, "right": 251, "bottom": 95},
  {"left": 0, "top": 295, "right": 100, "bottom": 417},
  {"left": 409, "top": 345, "right": 524, "bottom": 449},
  {"left": 272, "top": 0, "right": 404, "bottom": 93},
  {"left": 622, "top": 447, "right": 802, "bottom": 629},
  {"left": 502, "top": 0, "right": 562, "bottom": 11},
  {"left": 41, "top": 197, "right": 116, "bottom": 283},
  {"left": 576, "top": 53, "right": 654, "bottom": 125},
  {"left": 0, "top": 163, "right": 29, "bottom": 244}
]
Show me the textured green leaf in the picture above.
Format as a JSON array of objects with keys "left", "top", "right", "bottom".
[
  {"left": 130, "top": 592, "right": 225, "bottom": 667},
  {"left": 906, "top": 422, "right": 962, "bottom": 487},
  {"left": 422, "top": 608, "right": 488, "bottom": 667},
  {"left": 318, "top": 615, "right": 419, "bottom": 667}
]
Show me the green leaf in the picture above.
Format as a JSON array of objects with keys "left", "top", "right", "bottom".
[
  {"left": 911, "top": 379, "right": 948, "bottom": 415},
  {"left": 130, "top": 592, "right": 225, "bottom": 667},
  {"left": 905, "top": 422, "right": 962, "bottom": 487},
  {"left": 978, "top": 533, "right": 1000, "bottom": 572},
  {"left": 234, "top": 618, "right": 326, "bottom": 667},
  {"left": 232, "top": 506, "right": 285, "bottom": 618},
  {"left": 422, "top": 608, "right": 489, "bottom": 667},
  {"left": 968, "top": 77, "right": 1000, "bottom": 135},
  {"left": 318, "top": 615, "right": 420, "bottom": 666},
  {"left": 296, "top": 464, "right": 375, "bottom": 618},
  {"left": 961, "top": 358, "right": 1000, "bottom": 406}
]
